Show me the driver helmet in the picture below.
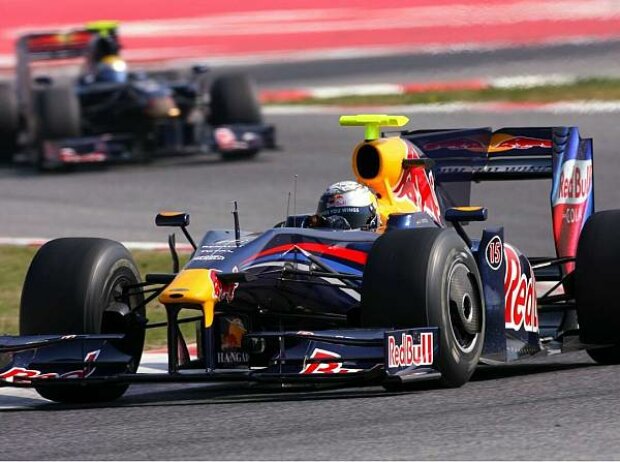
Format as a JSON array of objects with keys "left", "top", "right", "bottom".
[
  {"left": 94, "top": 55, "right": 128, "bottom": 83},
  {"left": 317, "top": 181, "right": 379, "bottom": 231}
]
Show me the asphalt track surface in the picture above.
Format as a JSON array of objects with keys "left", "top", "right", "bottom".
[
  {"left": 3, "top": 47, "right": 620, "bottom": 459},
  {"left": 1, "top": 351, "right": 620, "bottom": 460},
  {"left": 240, "top": 40, "right": 620, "bottom": 88},
  {"left": 2, "top": 107, "right": 620, "bottom": 257}
]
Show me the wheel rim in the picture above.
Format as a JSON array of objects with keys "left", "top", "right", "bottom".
[
  {"left": 447, "top": 261, "right": 482, "bottom": 353},
  {"left": 101, "top": 271, "right": 145, "bottom": 372}
]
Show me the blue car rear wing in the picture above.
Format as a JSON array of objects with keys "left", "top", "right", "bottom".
[{"left": 403, "top": 126, "right": 594, "bottom": 266}]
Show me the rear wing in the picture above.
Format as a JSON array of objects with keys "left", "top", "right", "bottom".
[
  {"left": 403, "top": 127, "right": 587, "bottom": 182},
  {"left": 404, "top": 126, "right": 593, "bottom": 266},
  {"left": 17, "top": 30, "right": 95, "bottom": 62},
  {"left": 16, "top": 21, "right": 119, "bottom": 62}
]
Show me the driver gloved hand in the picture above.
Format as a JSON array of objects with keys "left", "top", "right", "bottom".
[{"left": 324, "top": 215, "right": 351, "bottom": 230}]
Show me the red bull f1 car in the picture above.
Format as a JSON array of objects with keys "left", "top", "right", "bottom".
[
  {"left": 0, "top": 114, "right": 616, "bottom": 403},
  {"left": 0, "top": 21, "right": 275, "bottom": 170}
]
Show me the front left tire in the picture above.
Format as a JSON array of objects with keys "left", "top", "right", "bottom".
[{"left": 20, "top": 238, "right": 145, "bottom": 403}]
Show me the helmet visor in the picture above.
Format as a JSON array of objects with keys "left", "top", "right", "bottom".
[{"left": 319, "top": 205, "right": 376, "bottom": 230}]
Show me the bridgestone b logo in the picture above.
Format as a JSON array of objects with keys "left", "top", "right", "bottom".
[{"left": 387, "top": 332, "right": 433, "bottom": 368}]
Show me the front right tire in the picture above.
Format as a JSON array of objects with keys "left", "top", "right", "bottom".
[{"left": 361, "top": 228, "right": 484, "bottom": 388}]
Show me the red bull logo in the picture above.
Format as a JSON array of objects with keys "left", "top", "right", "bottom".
[
  {"left": 554, "top": 159, "right": 592, "bottom": 205},
  {"left": 504, "top": 244, "right": 538, "bottom": 333},
  {"left": 387, "top": 332, "right": 434, "bottom": 368},
  {"left": 0, "top": 350, "right": 100, "bottom": 383}
]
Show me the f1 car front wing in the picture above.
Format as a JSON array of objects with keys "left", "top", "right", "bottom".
[{"left": 0, "top": 327, "right": 439, "bottom": 388}]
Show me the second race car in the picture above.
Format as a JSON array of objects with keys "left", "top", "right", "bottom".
[{"left": 0, "top": 21, "right": 276, "bottom": 170}]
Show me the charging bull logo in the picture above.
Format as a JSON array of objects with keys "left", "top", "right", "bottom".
[
  {"left": 490, "top": 135, "right": 552, "bottom": 152},
  {"left": 393, "top": 142, "right": 442, "bottom": 223},
  {"left": 504, "top": 244, "right": 538, "bottom": 333},
  {"left": 209, "top": 269, "right": 238, "bottom": 303}
]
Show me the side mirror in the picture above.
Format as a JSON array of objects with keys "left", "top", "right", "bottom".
[
  {"left": 128, "top": 71, "right": 147, "bottom": 81},
  {"left": 191, "top": 64, "right": 209, "bottom": 75},
  {"left": 444, "top": 206, "right": 487, "bottom": 248},
  {"left": 444, "top": 207, "right": 488, "bottom": 223},
  {"left": 156, "top": 211, "right": 190, "bottom": 228}
]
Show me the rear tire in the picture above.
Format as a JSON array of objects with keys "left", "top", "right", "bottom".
[
  {"left": 361, "top": 228, "right": 484, "bottom": 388},
  {"left": 35, "top": 85, "right": 81, "bottom": 170},
  {"left": 0, "top": 81, "right": 19, "bottom": 163},
  {"left": 20, "top": 238, "right": 145, "bottom": 403},
  {"left": 209, "top": 73, "right": 262, "bottom": 125},
  {"left": 575, "top": 210, "right": 620, "bottom": 364},
  {"left": 37, "top": 85, "right": 81, "bottom": 139}
]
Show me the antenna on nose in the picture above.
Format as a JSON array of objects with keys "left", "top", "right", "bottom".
[
  {"left": 293, "top": 174, "right": 299, "bottom": 227},
  {"left": 232, "top": 201, "right": 241, "bottom": 247}
]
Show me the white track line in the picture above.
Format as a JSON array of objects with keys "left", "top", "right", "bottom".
[{"left": 264, "top": 101, "right": 620, "bottom": 115}]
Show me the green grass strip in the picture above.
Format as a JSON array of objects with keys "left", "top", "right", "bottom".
[{"left": 0, "top": 245, "right": 191, "bottom": 349}]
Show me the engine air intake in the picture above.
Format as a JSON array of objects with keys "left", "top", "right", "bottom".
[{"left": 356, "top": 144, "right": 380, "bottom": 179}]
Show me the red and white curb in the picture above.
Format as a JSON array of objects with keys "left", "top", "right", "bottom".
[{"left": 259, "top": 74, "right": 578, "bottom": 103}]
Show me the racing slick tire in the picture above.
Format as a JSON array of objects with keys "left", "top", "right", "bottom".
[
  {"left": 0, "top": 81, "right": 19, "bottom": 163},
  {"left": 209, "top": 73, "right": 262, "bottom": 126},
  {"left": 220, "top": 149, "right": 260, "bottom": 162},
  {"left": 37, "top": 85, "right": 81, "bottom": 139},
  {"left": 20, "top": 238, "right": 146, "bottom": 403},
  {"left": 361, "top": 228, "right": 485, "bottom": 388},
  {"left": 575, "top": 210, "right": 620, "bottom": 364},
  {"left": 35, "top": 85, "right": 81, "bottom": 170}
]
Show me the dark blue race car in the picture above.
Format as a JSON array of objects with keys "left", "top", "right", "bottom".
[
  {"left": 0, "top": 21, "right": 275, "bottom": 170},
  {"left": 0, "top": 114, "right": 616, "bottom": 404}
]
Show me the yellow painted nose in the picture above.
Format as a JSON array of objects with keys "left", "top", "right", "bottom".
[{"left": 158, "top": 269, "right": 219, "bottom": 327}]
